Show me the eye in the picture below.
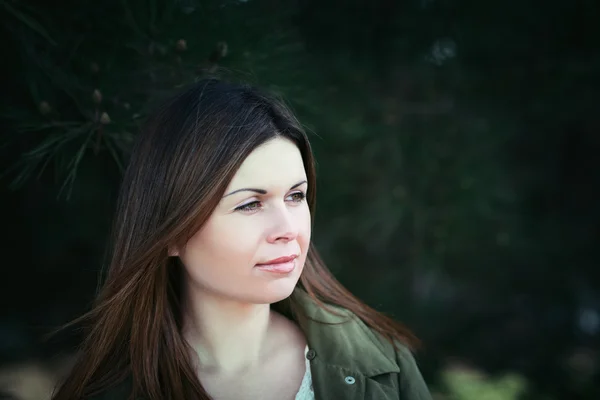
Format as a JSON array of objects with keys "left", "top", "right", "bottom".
[
  {"left": 235, "top": 201, "right": 262, "bottom": 213},
  {"left": 287, "top": 191, "right": 306, "bottom": 203}
]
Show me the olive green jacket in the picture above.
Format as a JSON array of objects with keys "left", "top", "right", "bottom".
[
  {"left": 90, "top": 289, "right": 431, "bottom": 400},
  {"left": 292, "top": 290, "right": 431, "bottom": 400}
]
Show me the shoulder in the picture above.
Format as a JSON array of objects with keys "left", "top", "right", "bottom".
[
  {"left": 390, "top": 341, "right": 431, "bottom": 399},
  {"left": 293, "top": 289, "right": 432, "bottom": 399},
  {"left": 293, "top": 289, "right": 401, "bottom": 371}
]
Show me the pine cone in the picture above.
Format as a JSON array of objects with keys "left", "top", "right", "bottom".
[
  {"left": 39, "top": 101, "right": 51, "bottom": 115},
  {"left": 176, "top": 39, "right": 187, "bottom": 52},
  {"left": 99, "top": 112, "right": 111, "bottom": 124},
  {"left": 92, "top": 89, "right": 102, "bottom": 105}
]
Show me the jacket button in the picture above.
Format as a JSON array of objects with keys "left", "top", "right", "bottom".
[
  {"left": 344, "top": 376, "right": 356, "bottom": 385},
  {"left": 306, "top": 349, "right": 316, "bottom": 360}
]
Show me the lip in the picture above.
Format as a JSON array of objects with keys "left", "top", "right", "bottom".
[
  {"left": 256, "top": 254, "right": 298, "bottom": 265},
  {"left": 254, "top": 254, "right": 298, "bottom": 274}
]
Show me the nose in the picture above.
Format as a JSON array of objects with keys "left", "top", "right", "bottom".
[{"left": 266, "top": 206, "right": 299, "bottom": 244}]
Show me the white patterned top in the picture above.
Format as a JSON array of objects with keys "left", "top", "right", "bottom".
[{"left": 294, "top": 346, "right": 315, "bottom": 400}]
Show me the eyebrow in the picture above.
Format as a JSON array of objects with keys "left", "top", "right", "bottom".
[{"left": 223, "top": 180, "right": 308, "bottom": 198}]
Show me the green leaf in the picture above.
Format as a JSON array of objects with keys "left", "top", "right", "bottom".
[{"left": 2, "top": 0, "right": 57, "bottom": 45}]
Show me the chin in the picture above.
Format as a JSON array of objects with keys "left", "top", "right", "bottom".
[{"left": 248, "top": 279, "right": 299, "bottom": 305}]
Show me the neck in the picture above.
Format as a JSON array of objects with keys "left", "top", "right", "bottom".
[{"left": 182, "top": 288, "right": 274, "bottom": 375}]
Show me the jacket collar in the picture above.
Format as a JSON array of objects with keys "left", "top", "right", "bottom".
[{"left": 290, "top": 289, "right": 399, "bottom": 377}]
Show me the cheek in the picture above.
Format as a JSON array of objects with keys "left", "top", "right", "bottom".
[
  {"left": 297, "top": 205, "right": 312, "bottom": 247},
  {"left": 187, "top": 217, "right": 261, "bottom": 263},
  {"left": 181, "top": 205, "right": 311, "bottom": 270}
]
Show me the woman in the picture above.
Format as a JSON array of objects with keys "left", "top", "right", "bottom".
[{"left": 51, "top": 79, "right": 432, "bottom": 400}]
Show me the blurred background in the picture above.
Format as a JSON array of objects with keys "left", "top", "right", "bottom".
[{"left": 1, "top": 0, "right": 599, "bottom": 399}]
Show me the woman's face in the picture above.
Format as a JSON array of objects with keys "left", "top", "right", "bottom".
[{"left": 176, "top": 137, "right": 311, "bottom": 305}]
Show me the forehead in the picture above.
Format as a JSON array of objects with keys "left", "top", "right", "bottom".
[{"left": 227, "top": 138, "right": 306, "bottom": 189}]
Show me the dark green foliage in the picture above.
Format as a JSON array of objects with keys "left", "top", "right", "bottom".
[{"left": 1, "top": 0, "right": 599, "bottom": 398}]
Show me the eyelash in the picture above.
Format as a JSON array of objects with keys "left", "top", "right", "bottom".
[{"left": 235, "top": 192, "right": 306, "bottom": 213}]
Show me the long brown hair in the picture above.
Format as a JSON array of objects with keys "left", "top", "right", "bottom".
[{"left": 51, "top": 79, "right": 418, "bottom": 400}]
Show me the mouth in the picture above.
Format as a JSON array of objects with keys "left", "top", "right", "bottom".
[
  {"left": 256, "top": 254, "right": 298, "bottom": 265},
  {"left": 255, "top": 254, "right": 298, "bottom": 274}
]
